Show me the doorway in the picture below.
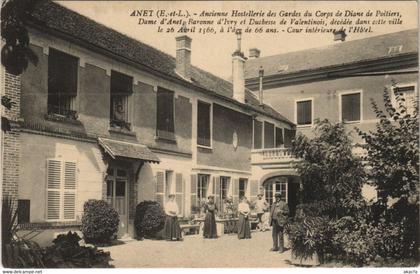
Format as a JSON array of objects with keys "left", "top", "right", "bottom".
[{"left": 106, "top": 167, "right": 128, "bottom": 238}]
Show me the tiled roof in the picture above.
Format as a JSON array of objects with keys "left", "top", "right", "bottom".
[
  {"left": 98, "top": 138, "right": 160, "bottom": 163},
  {"left": 245, "top": 29, "right": 418, "bottom": 79},
  {"left": 28, "top": 0, "right": 292, "bottom": 125}
]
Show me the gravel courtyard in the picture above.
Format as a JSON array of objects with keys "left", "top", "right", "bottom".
[{"left": 102, "top": 230, "right": 296, "bottom": 268}]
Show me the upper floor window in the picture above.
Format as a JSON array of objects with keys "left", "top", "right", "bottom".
[
  {"left": 110, "top": 70, "right": 133, "bottom": 130},
  {"left": 197, "top": 101, "right": 212, "bottom": 147},
  {"left": 296, "top": 99, "right": 312, "bottom": 126},
  {"left": 340, "top": 92, "right": 361, "bottom": 122},
  {"left": 392, "top": 85, "right": 417, "bottom": 116},
  {"left": 264, "top": 121, "right": 275, "bottom": 148},
  {"left": 275, "top": 127, "right": 284, "bottom": 148},
  {"left": 48, "top": 48, "right": 78, "bottom": 118},
  {"left": 253, "top": 120, "right": 263, "bottom": 149},
  {"left": 156, "top": 87, "right": 175, "bottom": 140}
]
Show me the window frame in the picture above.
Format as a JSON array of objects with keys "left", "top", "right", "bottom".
[
  {"left": 238, "top": 178, "right": 248, "bottom": 199},
  {"left": 339, "top": 90, "right": 363, "bottom": 123},
  {"left": 156, "top": 87, "right": 176, "bottom": 141},
  {"left": 109, "top": 70, "right": 133, "bottom": 130},
  {"left": 197, "top": 100, "right": 213, "bottom": 149},
  {"left": 391, "top": 83, "right": 417, "bottom": 116},
  {"left": 252, "top": 118, "right": 263, "bottom": 150},
  {"left": 295, "top": 98, "right": 314, "bottom": 127},
  {"left": 197, "top": 174, "right": 210, "bottom": 203},
  {"left": 47, "top": 48, "right": 79, "bottom": 118}
]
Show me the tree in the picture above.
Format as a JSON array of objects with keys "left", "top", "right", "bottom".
[
  {"left": 356, "top": 84, "right": 419, "bottom": 205},
  {"left": 292, "top": 119, "right": 366, "bottom": 218},
  {"left": 1, "top": 0, "right": 40, "bottom": 132}
]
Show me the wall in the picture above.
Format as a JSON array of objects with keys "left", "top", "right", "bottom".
[
  {"left": 197, "top": 103, "right": 253, "bottom": 171},
  {"left": 261, "top": 72, "right": 418, "bottom": 142},
  {"left": 19, "top": 133, "right": 105, "bottom": 222}
]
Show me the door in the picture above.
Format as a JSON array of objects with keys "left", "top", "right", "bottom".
[{"left": 106, "top": 168, "right": 128, "bottom": 238}]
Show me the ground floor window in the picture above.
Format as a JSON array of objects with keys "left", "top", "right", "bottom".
[
  {"left": 197, "top": 174, "right": 209, "bottom": 205},
  {"left": 239, "top": 178, "right": 248, "bottom": 199},
  {"left": 264, "top": 177, "right": 288, "bottom": 205}
]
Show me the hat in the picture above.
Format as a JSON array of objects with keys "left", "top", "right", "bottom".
[
  {"left": 207, "top": 195, "right": 214, "bottom": 199},
  {"left": 168, "top": 194, "right": 175, "bottom": 198},
  {"left": 274, "top": 193, "right": 282, "bottom": 198},
  {"left": 257, "top": 193, "right": 263, "bottom": 197}
]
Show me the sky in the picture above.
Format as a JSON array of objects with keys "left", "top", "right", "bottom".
[{"left": 57, "top": 1, "right": 418, "bottom": 80}]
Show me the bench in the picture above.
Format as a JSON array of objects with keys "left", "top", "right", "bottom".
[{"left": 180, "top": 224, "right": 200, "bottom": 235}]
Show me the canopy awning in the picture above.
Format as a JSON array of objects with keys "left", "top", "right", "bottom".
[{"left": 98, "top": 137, "right": 160, "bottom": 163}]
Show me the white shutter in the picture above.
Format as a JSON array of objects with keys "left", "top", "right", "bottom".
[
  {"left": 46, "top": 159, "right": 77, "bottom": 221},
  {"left": 175, "top": 173, "right": 183, "bottom": 216},
  {"left": 63, "top": 161, "right": 77, "bottom": 220},
  {"left": 47, "top": 160, "right": 61, "bottom": 220},
  {"left": 156, "top": 171, "right": 165, "bottom": 206}
]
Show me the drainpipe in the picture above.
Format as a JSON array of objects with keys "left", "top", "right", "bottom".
[{"left": 259, "top": 66, "right": 264, "bottom": 106}]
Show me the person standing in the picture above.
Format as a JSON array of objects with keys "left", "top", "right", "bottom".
[
  {"left": 269, "top": 193, "right": 289, "bottom": 253},
  {"left": 164, "top": 194, "right": 182, "bottom": 241},
  {"left": 254, "top": 194, "right": 268, "bottom": 231},
  {"left": 237, "top": 196, "right": 252, "bottom": 239},
  {"left": 203, "top": 195, "right": 218, "bottom": 238}
]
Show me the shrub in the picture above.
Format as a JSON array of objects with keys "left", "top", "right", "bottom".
[
  {"left": 134, "top": 201, "right": 165, "bottom": 239},
  {"left": 81, "top": 200, "right": 119, "bottom": 244},
  {"left": 43, "top": 231, "right": 113, "bottom": 268}
]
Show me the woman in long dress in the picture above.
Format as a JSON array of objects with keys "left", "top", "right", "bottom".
[
  {"left": 203, "top": 195, "right": 218, "bottom": 238},
  {"left": 164, "top": 194, "right": 182, "bottom": 241},
  {"left": 237, "top": 196, "right": 252, "bottom": 239}
]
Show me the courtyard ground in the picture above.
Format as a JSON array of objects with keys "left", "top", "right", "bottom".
[{"left": 102, "top": 230, "right": 296, "bottom": 268}]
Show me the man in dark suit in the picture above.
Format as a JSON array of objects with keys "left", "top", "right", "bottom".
[{"left": 269, "top": 193, "right": 289, "bottom": 253}]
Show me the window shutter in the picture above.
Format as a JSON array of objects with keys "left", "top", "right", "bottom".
[
  {"left": 156, "top": 171, "right": 165, "bottom": 206},
  {"left": 233, "top": 178, "right": 239, "bottom": 205},
  {"left": 250, "top": 179, "right": 259, "bottom": 203},
  {"left": 63, "top": 161, "right": 76, "bottom": 220},
  {"left": 47, "top": 159, "right": 61, "bottom": 220},
  {"left": 297, "top": 100, "right": 312, "bottom": 125},
  {"left": 213, "top": 176, "right": 220, "bottom": 211},
  {"left": 175, "top": 173, "right": 183, "bottom": 216},
  {"left": 190, "top": 174, "right": 197, "bottom": 211}
]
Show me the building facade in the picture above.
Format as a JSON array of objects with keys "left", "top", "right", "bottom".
[
  {"left": 1, "top": 1, "right": 296, "bottom": 244},
  {"left": 244, "top": 29, "right": 418, "bottom": 203}
]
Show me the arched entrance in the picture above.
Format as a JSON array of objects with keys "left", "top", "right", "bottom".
[{"left": 262, "top": 175, "right": 300, "bottom": 216}]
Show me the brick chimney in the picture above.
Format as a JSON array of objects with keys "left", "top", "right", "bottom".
[
  {"left": 249, "top": 48, "right": 261, "bottom": 59},
  {"left": 175, "top": 35, "right": 192, "bottom": 80},
  {"left": 232, "top": 30, "right": 247, "bottom": 103}
]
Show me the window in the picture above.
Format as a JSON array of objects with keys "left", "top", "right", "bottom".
[
  {"left": 165, "top": 170, "right": 174, "bottom": 203},
  {"left": 197, "top": 174, "right": 209, "bottom": 204},
  {"left": 220, "top": 176, "right": 230, "bottom": 200},
  {"left": 275, "top": 127, "right": 284, "bottom": 148},
  {"left": 156, "top": 87, "right": 175, "bottom": 140},
  {"left": 341, "top": 92, "right": 361, "bottom": 122},
  {"left": 264, "top": 122, "right": 274, "bottom": 148},
  {"left": 46, "top": 159, "right": 77, "bottom": 221},
  {"left": 264, "top": 178, "right": 288, "bottom": 205},
  {"left": 197, "top": 101, "right": 212, "bottom": 147},
  {"left": 284, "top": 128, "right": 296, "bottom": 148},
  {"left": 106, "top": 167, "right": 127, "bottom": 215},
  {"left": 110, "top": 70, "right": 133, "bottom": 130},
  {"left": 48, "top": 48, "right": 78, "bottom": 118},
  {"left": 239, "top": 178, "right": 248, "bottom": 199},
  {"left": 392, "top": 85, "right": 417, "bottom": 116},
  {"left": 296, "top": 100, "right": 312, "bottom": 126},
  {"left": 253, "top": 120, "right": 262, "bottom": 149}
]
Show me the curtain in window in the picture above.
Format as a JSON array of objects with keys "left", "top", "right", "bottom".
[
  {"left": 48, "top": 49, "right": 78, "bottom": 97},
  {"left": 157, "top": 87, "right": 175, "bottom": 137},
  {"left": 197, "top": 101, "right": 211, "bottom": 146},
  {"left": 264, "top": 122, "right": 274, "bottom": 148},
  {"left": 297, "top": 100, "right": 312, "bottom": 125},
  {"left": 253, "top": 120, "right": 262, "bottom": 149},
  {"left": 275, "top": 127, "right": 284, "bottom": 147},
  {"left": 342, "top": 93, "right": 360, "bottom": 122}
]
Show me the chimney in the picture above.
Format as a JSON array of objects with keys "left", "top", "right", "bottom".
[
  {"left": 249, "top": 48, "right": 261, "bottom": 59},
  {"left": 232, "top": 29, "right": 247, "bottom": 103},
  {"left": 175, "top": 34, "right": 192, "bottom": 80},
  {"left": 258, "top": 66, "right": 264, "bottom": 105}
]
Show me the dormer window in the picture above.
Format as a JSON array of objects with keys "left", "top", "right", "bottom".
[
  {"left": 388, "top": 45, "right": 403, "bottom": 55},
  {"left": 47, "top": 48, "right": 78, "bottom": 119},
  {"left": 110, "top": 70, "right": 132, "bottom": 130}
]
